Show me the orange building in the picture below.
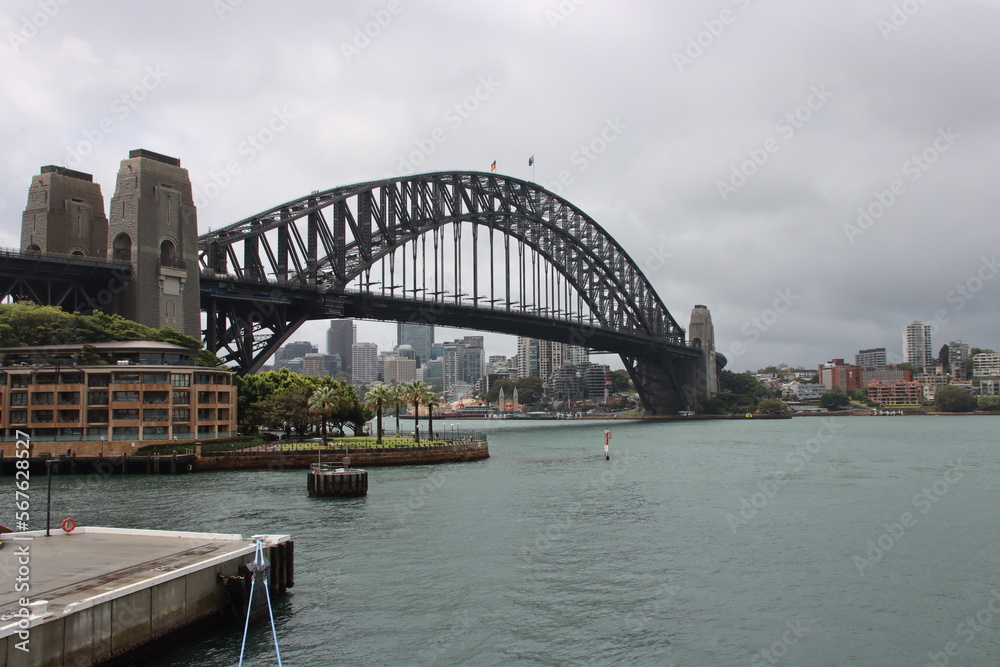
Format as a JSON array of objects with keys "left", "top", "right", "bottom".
[
  {"left": 0, "top": 341, "right": 236, "bottom": 456},
  {"left": 867, "top": 379, "right": 924, "bottom": 405}
]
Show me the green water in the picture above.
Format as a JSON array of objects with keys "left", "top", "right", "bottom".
[{"left": 32, "top": 416, "right": 1000, "bottom": 665}]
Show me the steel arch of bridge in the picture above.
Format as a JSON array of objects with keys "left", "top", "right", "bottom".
[{"left": 199, "top": 171, "right": 701, "bottom": 413}]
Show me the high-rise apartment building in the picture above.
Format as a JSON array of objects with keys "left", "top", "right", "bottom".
[
  {"left": 327, "top": 320, "right": 355, "bottom": 378},
  {"left": 855, "top": 347, "right": 887, "bottom": 370},
  {"left": 351, "top": 342, "right": 378, "bottom": 385},
  {"left": 902, "top": 321, "right": 933, "bottom": 369},
  {"left": 948, "top": 341, "right": 970, "bottom": 381},
  {"left": 515, "top": 337, "right": 588, "bottom": 380},
  {"left": 397, "top": 323, "right": 434, "bottom": 367}
]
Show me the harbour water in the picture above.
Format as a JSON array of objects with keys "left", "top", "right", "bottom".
[{"left": 37, "top": 416, "right": 1000, "bottom": 665}]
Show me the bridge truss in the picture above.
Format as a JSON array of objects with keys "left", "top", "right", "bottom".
[{"left": 199, "top": 172, "right": 701, "bottom": 412}]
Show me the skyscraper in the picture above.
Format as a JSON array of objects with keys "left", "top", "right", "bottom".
[
  {"left": 902, "top": 321, "right": 933, "bottom": 369},
  {"left": 327, "top": 319, "right": 355, "bottom": 378},
  {"left": 397, "top": 323, "right": 434, "bottom": 367},
  {"left": 351, "top": 342, "right": 378, "bottom": 385}
]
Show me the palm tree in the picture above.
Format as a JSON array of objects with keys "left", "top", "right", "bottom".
[
  {"left": 422, "top": 388, "right": 441, "bottom": 441},
  {"left": 307, "top": 386, "right": 341, "bottom": 447},
  {"left": 390, "top": 384, "right": 405, "bottom": 436},
  {"left": 403, "top": 380, "right": 428, "bottom": 443},
  {"left": 363, "top": 383, "right": 392, "bottom": 445}
]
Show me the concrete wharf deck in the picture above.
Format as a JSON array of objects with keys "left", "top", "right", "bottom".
[{"left": 0, "top": 527, "right": 292, "bottom": 666}]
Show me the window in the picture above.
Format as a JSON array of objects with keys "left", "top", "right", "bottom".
[
  {"left": 143, "top": 426, "right": 168, "bottom": 439},
  {"left": 197, "top": 425, "right": 216, "bottom": 436},
  {"left": 10, "top": 375, "right": 29, "bottom": 388},
  {"left": 31, "top": 392, "right": 54, "bottom": 405},
  {"left": 143, "top": 391, "right": 168, "bottom": 404},
  {"left": 143, "top": 409, "right": 168, "bottom": 422},
  {"left": 171, "top": 374, "right": 190, "bottom": 387},
  {"left": 113, "top": 373, "right": 140, "bottom": 384},
  {"left": 113, "top": 391, "right": 139, "bottom": 402},
  {"left": 172, "top": 408, "right": 190, "bottom": 422},
  {"left": 218, "top": 408, "right": 230, "bottom": 421},
  {"left": 59, "top": 427, "right": 82, "bottom": 438},
  {"left": 195, "top": 373, "right": 213, "bottom": 385},
  {"left": 173, "top": 425, "right": 190, "bottom": 435},
  {"left": 112, "top": 426, "right": 139, "bottom": 439},
  {"left": 159, "top": 239, "right": 176, "bottom": 264},
  {"left": 35, "top": 373, "right": 58, "bottom": 385},
  {"left": 113, "top": 233, "right": 132, "bottom": 262},
  {"left": 217, "top": 391, "right": 230, "bottom": 403},
  {"left": 197, "top": 391, "right": 214, "bottom": 404},
  {"left": 58, "top": 392, "right": 80, "bottom": 405},
  {"left": 197, "top": 408, "right": 215, "bottom": 421},
  {"left": 57, "top": 410, "right": 79, "bottom": 423},
  {"left": 88, "top": 391, "right": 108, "bottom": 406},
  {"left": 9, "top": 410, "right": 27, "bottom": 424},
  {"left": 143, "top": 373, "right": 168, "bottom": 384},
  {"left": 87, "top": 409, "right": 108, "bottom": 424},
  {"left": 88, "top": 374, "right": 110, "bottom": 387},
  {"left": 86, "top": 426, "right": 107, "bottom": 438},
  {"left": 112, "top": 409, "right": 139, "bottom": 420},
  {"left": 32, "top": 410, "right": 53, "bottom": 423},
  {"left": 10, "top": 392, "right": 27, "bottom": 406},
  {"left": 173, "top": 390, "right": 189, "bottom": 405},
  {"left": 61, "top": 373, "right": 83, "bottom": 385}
]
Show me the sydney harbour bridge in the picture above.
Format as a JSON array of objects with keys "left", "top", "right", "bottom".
[{"left": 5, "top": 158, "right": 722, "bottom": 414}]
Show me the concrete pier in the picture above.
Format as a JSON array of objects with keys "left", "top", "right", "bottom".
[{"left": 0, "top": 527, "right": 292, "bottom": 666}]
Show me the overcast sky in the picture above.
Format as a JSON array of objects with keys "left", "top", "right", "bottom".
[{"left": 2, "top": 0, "right": 999, "bottom": 372}]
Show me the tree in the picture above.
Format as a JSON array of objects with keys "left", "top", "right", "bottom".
[
  {"left": 403, "top": 380, "right": 428, "bottom": 442},
  {"left": 422, "top": 388, "right": 442, "bottom": 440},
  {"left": 610, "top": 370, "right": 631, "bottom": 393},
  {"left": 484, "top": 378, "right": 516, "bottom": 404},
  {"left": 978, "top": 396, "right": 1000, "bottom": 412},
  {"left": 938, "top": 344, "right": 950, "bottom": 372},
  {"left": 308, "top": 386, "right": 341, "bottom": 446},
  {"left": 0, "top": 302, "right": 222, "bottom": 366},
  {"left": 934, "top": 385, "right": 977, "bottom": 412},
  {"left": 390, "top": 384, "right": 406, "bottom": 435},
  {"left": 819, "top": 391, "right": 850, "bottom": 410},
  {"left": 363, "top": 383, "right": 392, "bottom": 444},
  {"left": 259, "top": 385, "right": 313, "bottom": 437},
  {"left": 757, "top": 399, "right": 787, "bottom": 414},
  {"left": 515, "top": 376, "right": 545, "bottom": 405}
]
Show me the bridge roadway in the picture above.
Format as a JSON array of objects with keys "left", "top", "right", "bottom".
[{"left": 200, "top": 273, "right": 701, "bottom": 369}]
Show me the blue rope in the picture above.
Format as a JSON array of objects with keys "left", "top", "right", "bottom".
[{"left": 237, "top": 540, "right": 283, "bottom": 666}]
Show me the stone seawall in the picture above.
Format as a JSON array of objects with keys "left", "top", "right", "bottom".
[{"left": 195, "top": 440, "right": 489, "bottom": 472}]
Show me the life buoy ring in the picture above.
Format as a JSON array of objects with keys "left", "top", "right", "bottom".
[{"left": 61, "top": 517, "right": 76, "bottom": 533}]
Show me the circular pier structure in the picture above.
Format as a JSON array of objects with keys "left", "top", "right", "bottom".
[{"left": 308, "top": 463, "right": 368, "bottom": 497}]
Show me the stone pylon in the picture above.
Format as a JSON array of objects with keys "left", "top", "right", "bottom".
[{"left": 108, "top": 149, "right": 201, "bottom": 338}]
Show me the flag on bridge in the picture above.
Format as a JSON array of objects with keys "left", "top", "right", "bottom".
[
  {"left": 528, "top": 155, "right": 534, "bottom": 167},
  {"left": 490, "top": 160, "right": 496, "bottom": 172}
]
